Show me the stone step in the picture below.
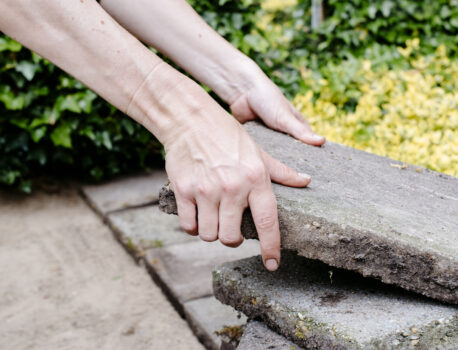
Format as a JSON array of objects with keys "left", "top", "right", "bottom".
[
  {"left": 82, "top": 170, "right": 168, "bottom": 215},
  {"left": 238, "top": 321, "right": 303, "bottom": 350},
  {"left": 145, "top": 239, "right": 260, "bottom": 303},
  {"left": 214, "top": 252, "right": 458, "bottom": 350},
  {"left": 159, "top": 121, "right": 458, "bottom": 304},
  {"left": 184, "top": 296, "right": 247, "bottom": 350}
]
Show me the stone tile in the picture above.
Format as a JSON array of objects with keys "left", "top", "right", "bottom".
[
  {"left": 238, "top": 321, "right": 303, "bottom": 350},
  {"left": 183, "top": 296, "right": 247, "bottom": 350},
  {"left": 145, "top": 239, "right": 260, "bottom": 303},
  {"left": 107, "top": 205, "right": 195, "bottom": 255},
  {"left": 214, "top": 252, "right": 458, "bottom": 350},
  {"left": 159, "top": 121, "right": 458, "bottom": 304},
  {"left": 82, "top": 170, "right": 167, "bottom": 214}
]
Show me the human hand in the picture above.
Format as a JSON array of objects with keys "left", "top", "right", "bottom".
[
  {"left": 230, "top": 66, "right": 326, "bottom": 147},
  {"left": 163, "top": 92, "right": 311, "bottom": 271}
]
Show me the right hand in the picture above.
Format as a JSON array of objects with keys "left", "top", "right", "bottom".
[{"left": 164, "top": 94, "right": 311, "bottom": 271}]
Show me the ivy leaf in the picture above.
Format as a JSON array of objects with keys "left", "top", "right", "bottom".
[
  {"left": 381, "top": 1, "right": 395, "bottom": 17},
  {"left": 30, "top": 126, "right": 47, "bottom": 143},
  {"left": 15, "top": 61, "right": 40, "bottom": 81},
  {"left": 367, "top": 5, "right": 377, "bottom": 19},
  {"left": 59, "top": 95, "right": 82, "bottom": 114},
  {"left": 50, "top": 123, "right": 73, "bottom": 148},
  {"left": 0, "top": 37, "right": 22, "bottom": 52}
]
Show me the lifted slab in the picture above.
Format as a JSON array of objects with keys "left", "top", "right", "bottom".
[{"left": 160, "top": 122, "right": 458, "bottom": 304}]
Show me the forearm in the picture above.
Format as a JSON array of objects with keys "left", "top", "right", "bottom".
[
  {"left": 99, "top": 0, "right": 260, "bottom": 105},
  {"left": 0, "top": 0, "right": 208, "bottom": 145}
]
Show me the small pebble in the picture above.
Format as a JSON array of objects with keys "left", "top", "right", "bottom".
[
  {"left": 411, "top": 327, "right": 418, "bottom": 334},
  {"left": 411, "top": 339, "right": 419, "bottom": 346}
]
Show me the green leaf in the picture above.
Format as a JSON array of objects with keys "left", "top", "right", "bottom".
[
  {"left": 0, "top": 37, "right": 22, "bottom": 52},
  {"left": 0, "top": 86, "right": 26, "bottom": 110},
  {"left": 381, "top": 1, "right": 395, "bottom": 17},
  {"left": 19, "top": 180, "right": 32, "bottom": 194},
  {"left": 367, "top": 5, "right": 377, "bottom": 19},
  {"left": 243, "top": 34, "right": 269, "bottom": 53},
  {"left": 0, "top": 170, "right": 20, "bottom": 185},
  {"left": 30, "top": 126, "right": 47, "bottom": 143},
  {"left": 50, "top": 123, "right": 73, "bottom": 148},
  {"left": 15, "top": 61, "right": 40, "bottom": 81},
  {"left": 59, "top": 95, "right": 82, "bottom": 114}
]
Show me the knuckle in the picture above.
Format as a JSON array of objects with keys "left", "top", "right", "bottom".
[
  {"left": 276, "top": 113, "right": 290, "bottom": 130},
  {"left": 245, "top": 163, "right": 266, "bottom": 184},
  {"left": 221, "top": 178, "right": 242, "bottom": 195},
  {"left": 278, "top": 163, "right": 295, "bottom": 182},
  {"left": 257, "top": 214, "right": 277, "bottom": 231},
  {"left": 196, "top": 183, "right": 213, "bottom": 198},
  {"left": 175, "top": 182, "right": 194, "bottom": 198}
]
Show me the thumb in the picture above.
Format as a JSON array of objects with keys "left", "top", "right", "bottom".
[{"left": 261, "top": 149, "right": 311, "bottom": 187}]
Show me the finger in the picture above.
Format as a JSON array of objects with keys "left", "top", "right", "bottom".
[
  {"left": 175, "top": 192, "right": 198, "bottom": 236},
  {"left": 230, "top": 95, "right": 257, "bottom": 123},
  {"left": 289, "top": 106, "right": 326, "bottom": 146},
  {"left": 248, "top": 186, "right": 281, "bottom": 271},
  {"left": 261, "top": 150, "right": 311, "bottom": 188},
  {"left": 279, "top": 111, "right": 325, "bottom": 146},
  {"left": 196, "top": 198, "right": 219, "bottom": 242},
  {"left": 218, "top": 197, "right": 246, "bottom": 248}
]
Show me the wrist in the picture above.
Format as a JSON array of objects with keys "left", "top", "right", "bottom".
[
  {"left": 205, "top": 52, "right": 264, "bottom": 105},
  {"left": 127, "top": 61, "right": 228, "bottom": 148}
]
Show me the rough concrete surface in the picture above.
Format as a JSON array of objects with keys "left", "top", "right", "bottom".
[
  {"left": 160, "top": 121, "right": 458, "bottom": 304},
  {"left": 107, "top": 205, "right": 195, "bottom": 257},
  {"left": 145, "top": 239, "right": 260, "bottom": 303},
  {"left": 0, "top": 188, "right": 203, "bottom": 350},
  {"left": 214, "top": 252, "right": 458, "bottom": 350},
  {"left": 237, "top": 321, "right": 303, "bottom": 350},
  {"left": 82, "top": 170, "right": 167, "bottom": 214},
  {"left": 184, "top": 296, "right": 247, "bottom": 350}
]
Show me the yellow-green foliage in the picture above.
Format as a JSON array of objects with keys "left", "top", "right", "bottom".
[
  {"left": 262, "top": 0, "right": 297, "bottom": 10},
  {"left": 294, "top": 40, "right": 457, "bottom": 177}
]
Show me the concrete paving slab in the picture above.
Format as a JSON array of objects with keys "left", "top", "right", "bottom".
[
  {"left": 214, "top": 252, "right": 458, "bottom": 350},
  {"left": 107, "top": 205, "right": 195, "bottom": 257},
  {"left": 184, "top": 296, "right": 247, "bottom": 350},
  {"left": 82, "top": 170, "right": 167, "bottom": 214},
  {"left": 145, "top": 239, "right": 260, "bottom": 303},
  {"left": 237, "top": 321, "right": 303, "bottom": 350},
  {"left": 160, "top": 121, "right": 458, "bottom": 304}
]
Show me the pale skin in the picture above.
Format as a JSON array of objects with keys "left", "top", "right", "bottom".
[{"left": 0, "top": 0, "right": 325, "bottom": 271}]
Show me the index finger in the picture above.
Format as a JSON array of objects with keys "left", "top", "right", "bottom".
[{"left": 248, "top": 185, "right": 281, "bottom": 271}]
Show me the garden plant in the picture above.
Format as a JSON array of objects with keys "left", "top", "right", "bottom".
[{"left": 0, "top": 0, "right": 456, "bottom": 192}]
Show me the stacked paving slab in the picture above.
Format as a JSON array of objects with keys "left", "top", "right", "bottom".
[{"left": 159, "top": 121, "right": 458, "bottom": 349}]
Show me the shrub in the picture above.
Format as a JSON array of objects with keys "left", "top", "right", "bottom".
[{"left": 294, "top": 40, "right": 458, "bottom": 176}]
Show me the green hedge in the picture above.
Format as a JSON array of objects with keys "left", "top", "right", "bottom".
[
  {"left": 255, "top": 0, "right": 457, "bottom": 97},
  {"left": 1, "top": 0, "right": 456, "bottom": 191},
  {"left": 0, "top": 0, "right": 262, "bottom": 192}
]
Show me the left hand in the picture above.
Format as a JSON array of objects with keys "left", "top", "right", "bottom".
[{"left": 229, "top": 71, "right": 326, "bottom": 147}]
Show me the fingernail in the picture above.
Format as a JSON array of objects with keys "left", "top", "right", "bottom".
[
  {"left": 298, "top": 173, "right": 311, "bottom": 181},
  {"left": 311, "top": 134, "right": 325, "bottom": 142},
  {"left": 265, "top": 259, "right": 278, "bottom": 271}
]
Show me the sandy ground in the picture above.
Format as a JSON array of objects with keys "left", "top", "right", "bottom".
[{"left": 0, "top": 187, "right": 204, "bottom": 350}]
